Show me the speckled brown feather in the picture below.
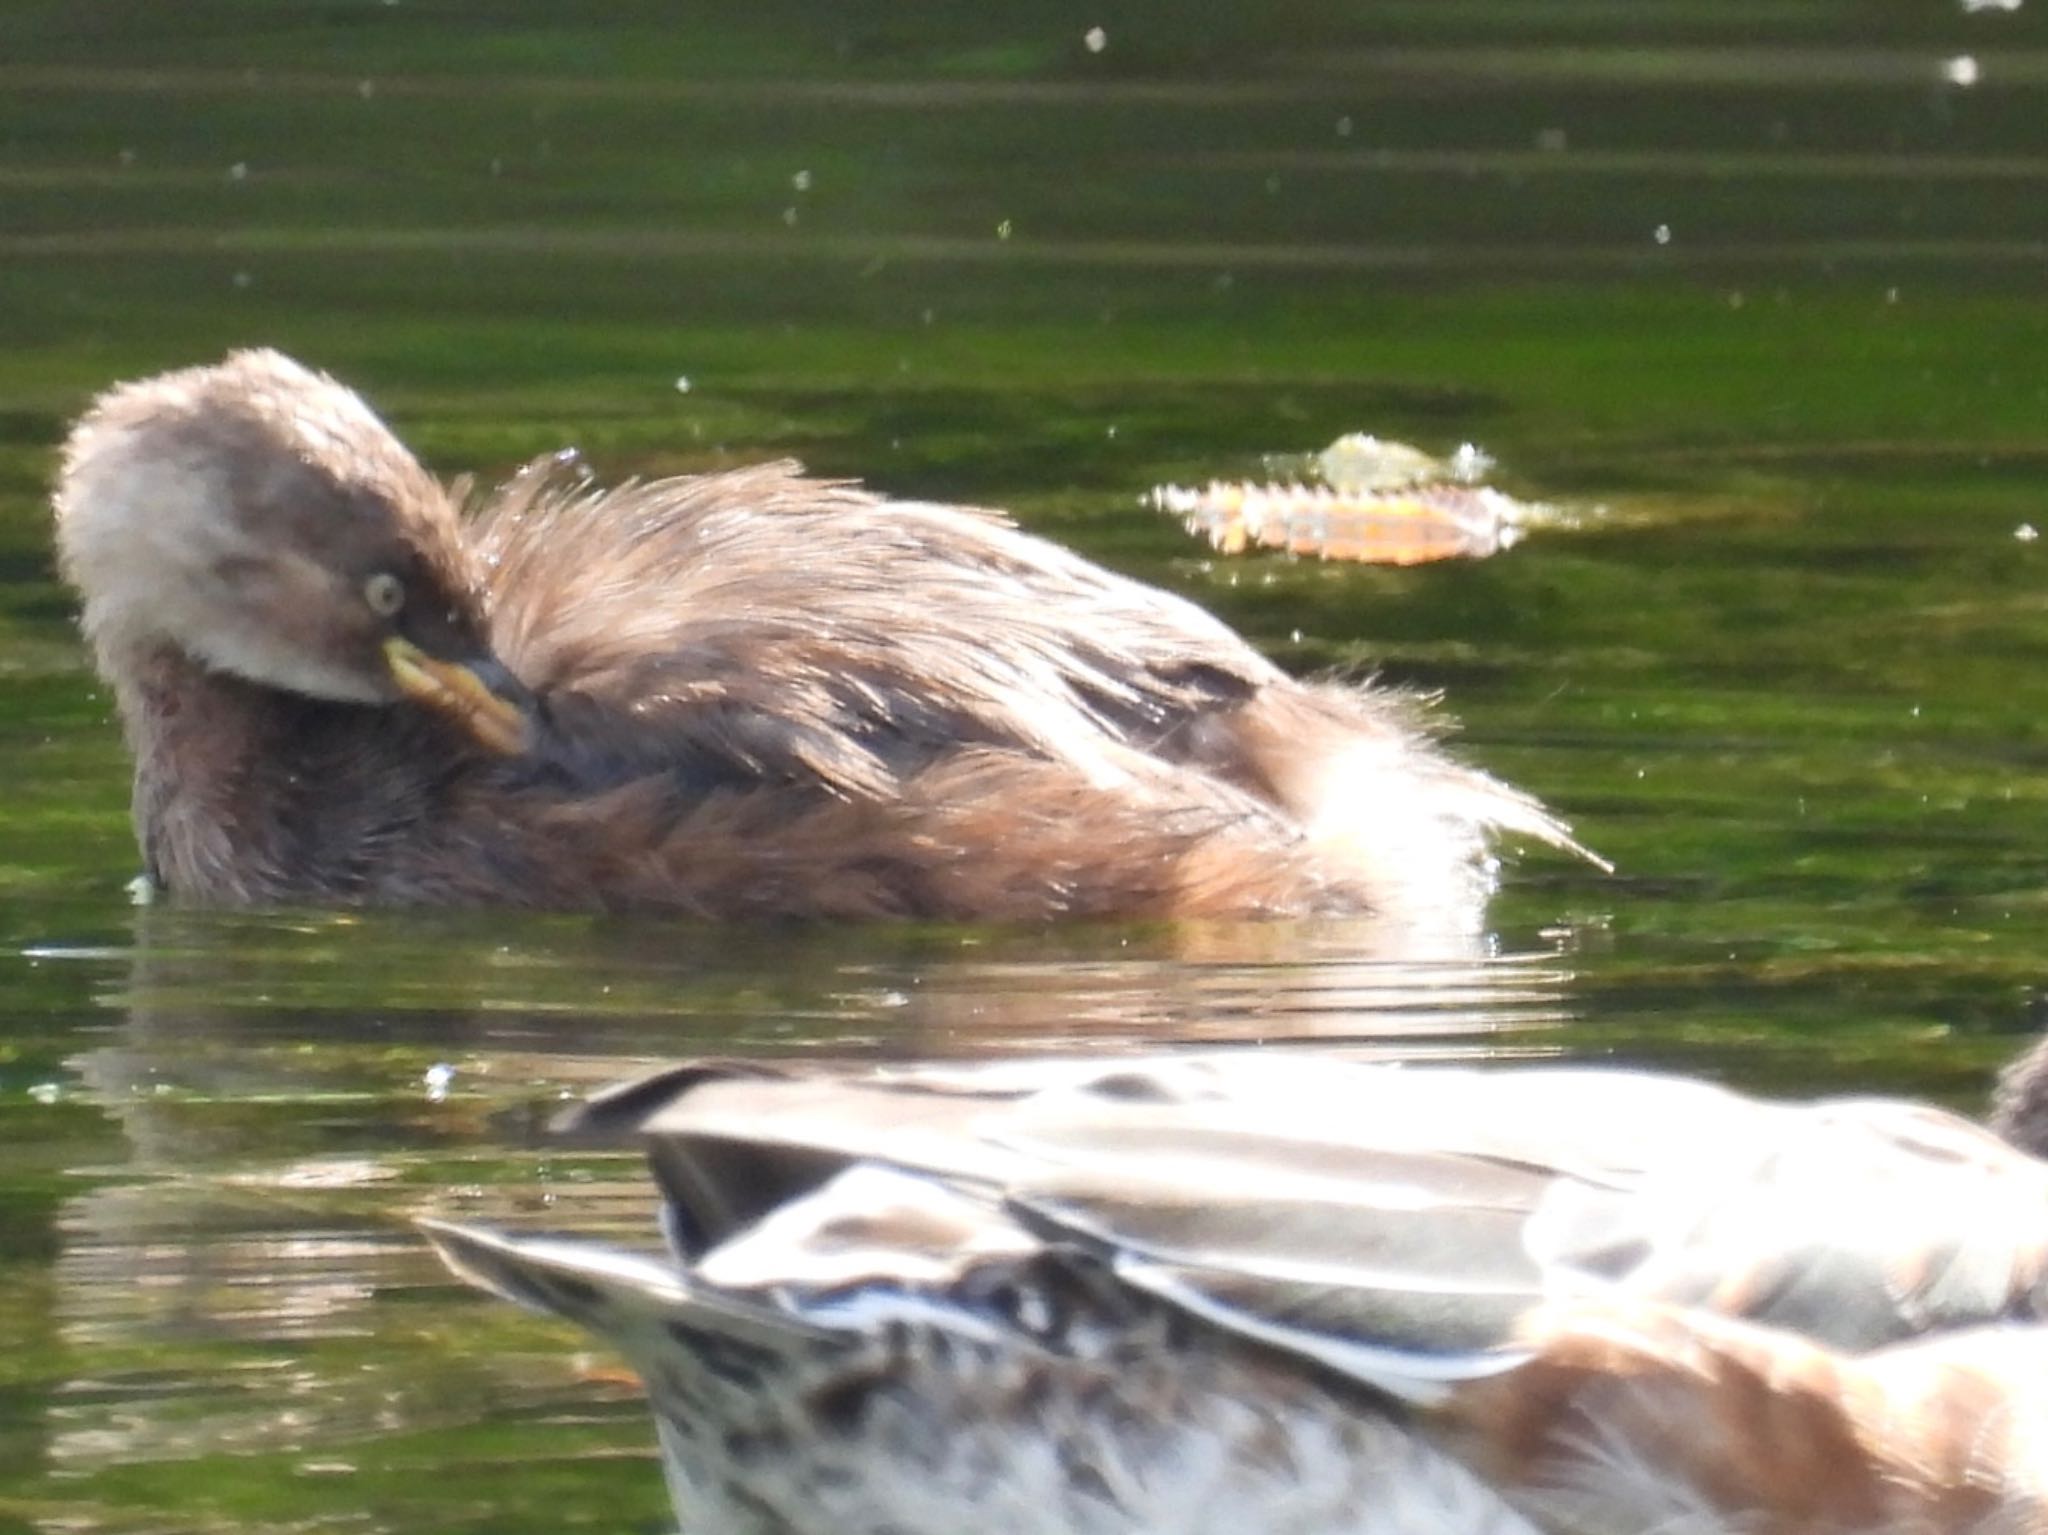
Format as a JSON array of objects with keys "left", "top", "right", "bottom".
[
  {"left": 434, "top": 1053, "right": 2048, "bottom": 1535},
  {"left": 1446, "top": 1301, "right": 2048, "bottom": 1534}
]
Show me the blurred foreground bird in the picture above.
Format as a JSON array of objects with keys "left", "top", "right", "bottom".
[
  {"left": 54, "top": 350, "right": 1593, "bottom": 931},
  {"left": 425, "top": 1047, "right": 2048, "bottom": 1535}
]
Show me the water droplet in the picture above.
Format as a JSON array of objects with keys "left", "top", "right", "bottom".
[{"left": 1447, "top": 443, "right": 1495, "bottom": 481}]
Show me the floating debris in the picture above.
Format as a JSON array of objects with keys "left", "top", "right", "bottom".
[
  {"left": 1154, "top": 481, "right": 1525, "bottom": 564},
  {"left": 1319, "top": 433, "right": 1463, "bottom": 490},
  {"left": 1258, "top": 432, "right": 1482, "bottom": 491},
  {"left": 1153, "top": 433, "right": 1550, "bottom": 565}
]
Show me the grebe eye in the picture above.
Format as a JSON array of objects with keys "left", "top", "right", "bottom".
[{"left": 363, "top": 571, "right": 405, "bottom": 617}]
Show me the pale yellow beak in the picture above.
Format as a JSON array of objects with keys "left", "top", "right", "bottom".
[{"left": 383, "top": 637, "right": 529, "bottom": 756}]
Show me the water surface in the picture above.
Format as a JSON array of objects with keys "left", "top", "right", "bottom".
[{"left": 2, "top": 2, "right": 2047, "bottom": 1529}]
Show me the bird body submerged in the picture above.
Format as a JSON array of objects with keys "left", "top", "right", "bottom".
[
  {"left": 54, "top": 351, "right": 1589, "bottom": 929},
  {"left": 426, "top": 1053, "right": 2048, "bottom": 1535}
]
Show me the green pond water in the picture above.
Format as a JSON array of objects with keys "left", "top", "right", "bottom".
[{"left": 2, "top": 1, "right": 2047, "bottom": 1529}]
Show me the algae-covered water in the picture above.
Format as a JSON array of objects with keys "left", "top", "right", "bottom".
[{"left": 2, "top": 2, "right": 2047, "bottom": 1529}]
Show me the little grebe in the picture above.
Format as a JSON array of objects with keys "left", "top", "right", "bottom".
[
  {"left": 428, "top": 1050, "right": 2048, "bottom": 1535},
  {"left": 55, "top": 350, "right": 1592, "bottom": 926}
]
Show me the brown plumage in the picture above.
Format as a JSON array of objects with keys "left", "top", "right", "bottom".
[
  {"left": 426, "top": 1051, "right": 2048, "bottom": 1535},
  {"left": 1448, "top": 1299, "right": 2048, "bottom": 1534},
  {"left": 54, "top": 350, "right": 1592, "bottom": 927}
]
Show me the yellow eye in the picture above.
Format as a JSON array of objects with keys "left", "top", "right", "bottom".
[{"left": 363, "top": 571, "right": 405, "bottom": 617}]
